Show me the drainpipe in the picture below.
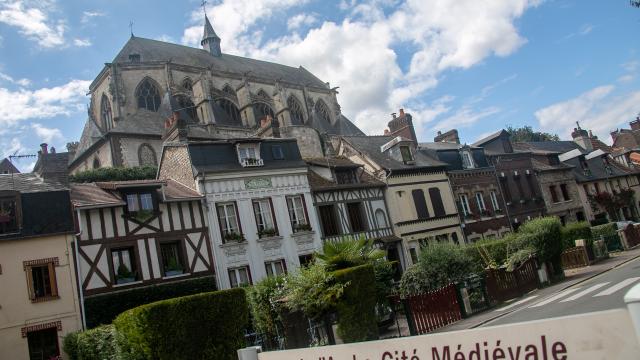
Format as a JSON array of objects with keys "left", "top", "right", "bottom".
[{"left": 74, "top": 209, "right": 87, "bottom": 330}]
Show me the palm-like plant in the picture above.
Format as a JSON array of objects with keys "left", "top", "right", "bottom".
[{"left": 315, "top": 236, "right": 386, "bottom": 271}]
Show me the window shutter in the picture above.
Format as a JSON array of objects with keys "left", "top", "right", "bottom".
[
  {"left": 25, "top": 266, "right": 35, "bottom": 301},
  {"left": 48, "top": 262, "right": 58, "bottom": 298}
]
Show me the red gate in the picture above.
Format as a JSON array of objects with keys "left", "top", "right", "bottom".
[{"left": 403, "top": 284, "right": 462, "bottom": 335}]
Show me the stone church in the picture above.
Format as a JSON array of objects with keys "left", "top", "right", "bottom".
[{"left": 69, "top": 15, "right": 364, "bottom": 173}]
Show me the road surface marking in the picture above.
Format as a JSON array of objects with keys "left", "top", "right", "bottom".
[
  {"left": 494, "top": 295, "right": 538, "bottom": 312},
  {"left": 560, "top": 282, "right": 610, "bottom": 302},
  {"left": 529, "top": 287, "right": 582, "bottom": 308},
  {"left": 594, "top": 277, "right": 640, "bottom": 297}
]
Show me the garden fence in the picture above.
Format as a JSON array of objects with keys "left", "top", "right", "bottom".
[
  {"left": 561, "top": 246, "right": 589, "bottom": 269},
  {"left": 485, "top": 256, "right": 539, "bottom": 303},
  {"left": 401, "top": 284, "right": 462, "bottom": 335}
]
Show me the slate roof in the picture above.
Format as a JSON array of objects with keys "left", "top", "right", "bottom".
[
  {"left": 0, "top": 173, "right": 67, "bottom": 193},
  {"left": 471, "top": 130, "right": 509, "bottom": 147},
  {"left": 531, "top": 159, "right": 574, "bottom": 172},
  {"left": 562, "top": 154, "right": 640, "bottom": 182},
  {"left": 418, "top": 142, "right": 480, "bottom": 150},
  {"left": 341, "top": 136, "right": 448, "bottom": 171},
  {"left": 513, "top": 141, "right": 583, "bottom": 154},
  {"left": 113, "top": 37, "right": 328, "bottom": 89},
  {"left": 33, "top": 152, "right": 70, "bottom": 184},
  {"left": 307, "top": 170, "right": 384, "bottom": 191},
  {"left": 70, "top": 183, "right": 125, "bottom": 209},
  {"left": 0, "top": 158, "right": 19, "bottom": 174},
  {"left": 305, "top": 157, "right": 361, "bottom": 168}
]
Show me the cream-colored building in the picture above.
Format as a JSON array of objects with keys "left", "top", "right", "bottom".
[
  {"left": 338, "top": 129, "right": 463, "bottom": 268},
  {"left": 0, "top": 174, "right": 82, "bottom": 360}
]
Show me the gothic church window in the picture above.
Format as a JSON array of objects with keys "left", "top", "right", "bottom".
[
  {"left": 254, "top": 102, "right": 275, "bottom": 123},
  {"left": 315, "top": 100, "right": 332, "bottom": 124},
  {"left": 215, "top": 98, "right": 242, "bottom": 125},
  {"left": 138, "top": 144, "right": 157, "bottom": 167},
  {"left": 182, "top": 78, "right": 193, "bottom": 92},
  {"left": 136, "top": 78, "right": 161, "bottom": 112},
  {"left": 222, "top": 84, "right": 236, "bottom": 96},
  {"left": 287, "top": 95, "right": 305, "bottom": 125},
  {"left": 100, "top": 94, "right": 113, "bottom": 131},
  {"left": 257, "top": 89, "right": 270, "bottom": 100},
  {"left": 175, "top": 95, "right": 199, "bottom": 122}
]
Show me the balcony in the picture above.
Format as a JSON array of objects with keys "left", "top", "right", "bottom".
[
  {"left": 240, "top": 158, "right": 264, "bottom": 167},
  {"left": 322, "top": 227, "right": 395, "bottom": 243}
]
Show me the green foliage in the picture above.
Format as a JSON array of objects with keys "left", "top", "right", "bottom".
[
  {"left": 116, "top": 263, "right": 133, "bottom": 280},
  {"left": 518, "top": 217, "right": 563, "bottom": 274},
  {"left": 62, "top": 331, "right": 80, "bottom": 360},
  {"left": 284, "top": 263, "right": 346, "bottom": 319},
  {"left": 561, "top": 221, "right": 592, "bottom": 249},
  {"left": 399, "top": 243, "right": 475, "bottom": 297},
  {"left": 506, "top": 125, "right": 560, "bottom": 142},
  {"left": 84, "top": 276, "right": 216, "bottom": 328},
  {"left": 505, "top": 248, "right": 536, "bottom": 271},
  {"left": 591, "top": 222, "right": 618, "bottom": 238},
  {"left": 69, "top": 166, "right": 157, "bottom": 183},
  {"left": 75, "top": 325, "right": 119, "bottom": 360},
  {"left": 315, "top": 236, "right": 385, "bottom": 271},
  {"left": 114, "top": 288, "right": 248, "bottom": 360},
  {"left": 246, "top": 276, "right": 287, "bottom": 340},
  {"left": 333, "top": 264, "right": 379, "bottom": 343}
]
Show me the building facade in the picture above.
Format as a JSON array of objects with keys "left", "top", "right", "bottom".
[
  {"left": 158, "top": 137, "right": 323, "bottom": 289},
  {"left": 0, "top": 174, "right": 81, "bottom": 360}
]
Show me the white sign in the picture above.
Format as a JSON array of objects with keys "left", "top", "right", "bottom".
[{"left": 258, "top": 309, "right": 639, "bottom": 360}]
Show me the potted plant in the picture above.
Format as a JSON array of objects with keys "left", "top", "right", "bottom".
[
  {"left": 258, "top": 227, "right": 278, "bottom": 238},
  {"left": 164, "top": 257, "right": 184, "bottom": 276},
  {"left": 133, "top": 209, "right": 154, "bottom": 222},
  {"left": 224, "top": 231, "right": 244, "bottom": 242},
  {"left": 0, "top": 209, "right": 12, "bottom": 223},
  {"left": 293, "top": 223, "right": 312, "bottom": 232},
  {"left": 116, "top": 263, "right": 135, "bottom": 284}
]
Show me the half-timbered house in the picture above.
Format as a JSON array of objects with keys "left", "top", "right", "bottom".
[{"left": 70, "top": 179, "right": 215, "bottom": 324}]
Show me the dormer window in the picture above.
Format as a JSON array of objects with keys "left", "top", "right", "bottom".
[
  {"left": 461, "top": 151, "right": 474, "bottom": 169},
  {"left": 237, "top": 143, "right": 263, "bottom": 167},
  {"left": 335, "top": 169, "right": 357, "bottom": 184},
  {"left": 400, "top": 145, "right": 413, "bottom": 164},
  {"left": 124, "top": 191, "right": 157, "bottom": 221},
  {"left": 0, "top": 191, "right": 20, "bottom": 234}
]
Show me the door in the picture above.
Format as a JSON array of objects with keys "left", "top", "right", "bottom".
[{"left": 27, "top": 327, "right": 59, "bottom": 360}]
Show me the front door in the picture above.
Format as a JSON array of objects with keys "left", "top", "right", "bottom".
[
  {"left": 27, "top": 327, "right": 59, "bottom": 360},
  {"left": 386, "top": 244, "right": 403, "bottom": 280}
]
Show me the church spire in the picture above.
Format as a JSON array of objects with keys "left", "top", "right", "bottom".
[{"left": 201, "top": 14, "right": 221, "bottom": 57}]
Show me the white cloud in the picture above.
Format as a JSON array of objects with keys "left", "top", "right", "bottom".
[
  {"left": 0, "top": 0, "right": 66, "bottom": 48},
  {"left": 618, "top": 74, "right": 635, "bottom": 83},
  {"left": 155, "top": 34, "right": 175, "bottom": 43},
  {"left": 73, "top": 38, "right": 91, "bottom": 47},
  {"left": 1, "top": 137, "right": 26, "bottom": 158},
  {"left": 287, "top": 13, "right": 317, "bottom": 30},
  {"left": 433, "top": 106, "right": 501, "bottom": 132},
  {"left": 0, "top": 71, "right": 31, "bottom": 87},
  {"left": 535, "top": 85, "right": 640, "bottom": 141},
  {"left": 31, "top": 123, "right": 63, "bottom": 143},
  {"left": 81, "top": 10, "right": 105, "bottom": 24},
  {"left": 0, "top": 79, "right": 90, "bottom": 125}
]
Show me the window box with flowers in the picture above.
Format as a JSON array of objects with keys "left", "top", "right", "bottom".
[
  {"left": 257, "top": 227, "right": 278, "bottom": 238},
  {"left": 293, "top": 223, "right": 312, "bottom": 232},
  {"left": 223, "top": 232, "right": 245, "bottom": 243}
]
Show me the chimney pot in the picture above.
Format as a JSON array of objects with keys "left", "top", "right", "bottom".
[
  {"left": 437, "top": 131, "right": 442, "bottom": 135},
  {"left": 50, "top": 147, "right": 56, "bottom": 154},
  {"left": 384, "top": 129, "right": 390, "bottom": 135},
  {"left": 40, "top": 143, "right": 48, "bottom": 154},
  {"left": 391, "top": 113, "right": 397, "bottom": 119},
  {"left": 399, "top": 108, "right": 405, "bottom": 117}
]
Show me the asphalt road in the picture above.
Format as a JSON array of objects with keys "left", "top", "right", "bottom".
[{"left": 483, "top": 256, "right": 640, "bottom": 326}]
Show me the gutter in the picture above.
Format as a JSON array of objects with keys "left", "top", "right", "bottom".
[{"left": 74, "top": 209, "right": 87, "bottom": 330}]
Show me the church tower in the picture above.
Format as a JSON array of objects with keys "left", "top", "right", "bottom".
[{"left": 201, "top": 14, "right": 221, "bottom": 57}]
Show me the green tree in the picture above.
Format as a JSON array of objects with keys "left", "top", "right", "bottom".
[
  {"left": 314, "top": 236, "right": 385, "bottom": 271},
  {"left": 506, "top": 125, "right": 560, "bottom": 142}
]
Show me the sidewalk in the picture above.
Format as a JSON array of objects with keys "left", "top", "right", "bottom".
[{"left": 381, "top": 247, "right": 640, "bottom": 338}]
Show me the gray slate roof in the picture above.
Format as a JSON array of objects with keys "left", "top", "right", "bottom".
[
  {"left": 0, "top": 173, "right": 68, "bottom": 193},
  {"left": 114, "top": 37, "right": 328, "bottom": 89},
  {"left": 342, "top": 136, "right": 447, "bottom": 171},
  {"left": 514, "top": 141, "right": 583, "bottom": 155}
]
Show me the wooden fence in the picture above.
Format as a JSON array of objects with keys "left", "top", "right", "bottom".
[
  {"left": 621, "top": 224, "right": 640, "bottom": 249},
  {"left": 485, "top": 256, "right": 540, "bottom": 303},
  {"left": 402, "top": 284, "right": 462, "bottom": 335},
  {"left": 561, "top": 246, "right": 590, "bottom": 269}
]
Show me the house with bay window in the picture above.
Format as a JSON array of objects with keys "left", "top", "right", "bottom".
[
  {"left": 158, "top": 138, "right": 322, "bottom": 289},
  {"left": 70, "top": 179, "right": 215, "bottom": 325}
]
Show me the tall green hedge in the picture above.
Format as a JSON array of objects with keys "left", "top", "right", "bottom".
[
  {"left": 561, "top": 221, "right": 592, "bottom": 249},
  {"left": 70, "top": 166, "right": 157, "bottom": 183},
  {"left": 63, "top": 325, "right": 118, "bottom": 360},
  {"left": 591, "top": 223, "right": 618, "bottom": 238},
  {"left": 333, "top": 264, "right": 379, "bottom": 343},
  {"left": 85, "top": 276, "right": 216, "bottom": 328},
  {"left": 518, "top": 217, "right": 563, "bottom": 275},
  {"left": 114, "top": 288, "right": 248, "bottom": 360}
]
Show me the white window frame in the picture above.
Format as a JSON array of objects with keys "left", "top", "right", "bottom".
[
  {"left": 253, "top": 198, "right": 275, "bottom": 233},
  {"left": 217, "top": 202, "right": 240, "bottom": 236},
  {"left": 237, "top": 143, "right": 262, "bottom": 167},
  {"left": 475, "top": 192, "right": 486, "bottom": 211},
  {"left": 228, "top": 266, "right": 250, "bottom": 288},
  {"left": 286, "top": 195, "right": 307, "bottom": 228},
  {"left": 461, "top": 151, "right": 475, "bottom": 169},
  {"left": 490, "top": 191, "right": 500, "bottom": 210},
  {"left": 265, "top": 260, "right": 286, "bottom": 277},
  {"left": 459, "top": 194, "right": 471, "bottom": 216}
]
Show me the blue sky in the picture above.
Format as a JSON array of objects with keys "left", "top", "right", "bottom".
[{"left": 0, "top": 0, "right": 639, "bottom": 171}]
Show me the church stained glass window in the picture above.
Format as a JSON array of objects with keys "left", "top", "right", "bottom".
[
  {"left": 315, "top": 100, "right": 332, "bottom": 124},
  {"left": 138, "top": 144, "right": 157, "bottom": 166},
  {"left": 287, "top": 95, "right": 305, "bottom": 125},
  {"left": 101, "top": 94, "right": 113, "bottom": 131},
  {"left": 175, "top": 95, "right": 199, "bottom": 122},
  {"left": 254, "top": 102, "right": 275, "bottom": 123},
  {"left": 136, "top": 78, "right": 161, "bottom": 112},
  {"left": 215, "top": 98, "right": 242, "bottom": 125}
]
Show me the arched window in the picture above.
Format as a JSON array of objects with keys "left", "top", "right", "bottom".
[
  {"left": 100, "top": 94, "right": 113, "bottom": 131},
  {"left": 92, "top": 158, "right": 101, "bottom": 169},
  {"left": 175, "top": 95, "right": 199, "bottom": 122},
  {"left": 375, "top": 209, "right": 387, "bottom": 229},
  {"left": 287, "top": 95, "right": 305, "bottom": 125},
  {"left": 254, "top": 102, "right": 275, "bottom": 123},
  {"left": 138, "top": 144, "right": 157, "bottom": 166},
  {"left": 215, "top": 98, "right": 242, "bottom": 125},
  {"left": 136, "top": 78, "right": 161, "bottom": 112},
  {"left": 222, "top": 84, "right": 236, "bottom": 97},
  {"left": 182, "top": 78, "right": 193, "bottom": 92},
  {"left": 315, "top": 100, "right": 332, "bottom": 124}
]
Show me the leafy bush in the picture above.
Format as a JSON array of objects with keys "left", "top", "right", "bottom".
[
  {"left": 333, "top": 264, "right": 379, "bottom": 343},
  {"left": 247, "top": 276, "right": 287, "bottom": 341},
  {"left": 399, "top": 243, "right": 476, "bottom": 297},
  {"left": 84, "top": 276, "right": 216, "bottom": 328},
  {"left": 561, "top": 221, "right": 592, "bottom": 249},
  {"left": 114, "top": 288, "right": 248, "bottom": 360},
  {"left": 70, "top": 166, "right": 157, "bottom": 183},
  {"left": 76, "top": 325, "right": 119, "bottom": 360},
  {"left": 505, "top": 248, "right": 536, "bottom": 271},
  {"left": 518, "top": 217, "right": 563, "bottom": 274},
  {"left": 464, "top": 237, "right": 512, "bottom": 270},
  {"left": 62, "top": 331, "right": 79, "bottom": 360},
  {"left": 591, "top": 223, "right": 618, "bottom": 238},
  {"left": 315, "top": 236, "right": 385, "bottom": 271},
  {"left": 285, "top": 263, "right": 346, "bottom": 319}
]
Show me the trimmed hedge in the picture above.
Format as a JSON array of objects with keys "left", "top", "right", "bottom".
[
  {"left": 561, "top": 221, "right": 592, "bottom": 249},
  {"left": 114, "top": 288, "right": 248, "bottom": 360},
  {"left": 591, "top": 223, "right": 618, "bottom": 238},
  {"left": 518, "top": 217, "right": 563, "bottom": 275},
  {"left": 85, "top": 276, "right": 216, "bottom": 328},
  {"left": 62, "top": 331, "right": 80, "bottom": 360},
  {"left": 63, "top": 325, "right": 118, "bottom": 360},
  {"left": 70, "top": 166, "right": 157, "bottom": 183},
  {"left": 333, "top": 264, "right": 379, "bottom": 343}
]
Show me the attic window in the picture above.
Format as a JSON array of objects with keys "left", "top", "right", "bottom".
[
  {"left": 335, "top": 169, "right": 357, "bottom": 184},
  {"left": 0, "top": 192, "right": 20, "bottom": 234},
  {"left": 400, "top": 145, "right": 413, "bottom": 164},
  {"left": 272, "top": 145, "right": 284, "bottom": 160},
  {"left": 129, "top": 54, "right": 141, "bottom": 63},
  {"left": 461, "top": 151, "right": 474, "bottom": 169},
  {"left": 238, "top": 143, "right": 263, "bottom": 167}
]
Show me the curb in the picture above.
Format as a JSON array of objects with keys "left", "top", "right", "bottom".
[{"left": 467, "top": 252, "right": 640, "bottom": 329}]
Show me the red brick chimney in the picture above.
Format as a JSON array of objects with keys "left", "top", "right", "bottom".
[
  {"left": 387, "top": 108, "right": 417, "bottom": 143},
  {"left": 40, "top": 143, "right": 48, "bottom": 154},
  {"left": 630, "top": 117, "right": 640, "bottom": 131}
]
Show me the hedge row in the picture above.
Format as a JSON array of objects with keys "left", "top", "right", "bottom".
[
  {"left": 333, "top": 264, "right": 379, "bottom": 343},
  {"left": 591, "top": 223, "right": 618, "bottom": 238},
  {"left": 560, "top": 221, "right": 592, "bottom": 249},
  {"left": 85, "top": 276, "right": 216, "bottom": 328},
  {"left": 114, "top": 288, "right": 248, "bottom": 360},
  {"left": 63, "top": 325, "right": 118, "bottom": 360},
  {"left": 69, "top": 166, "right": 157, "bottom": 183}
]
